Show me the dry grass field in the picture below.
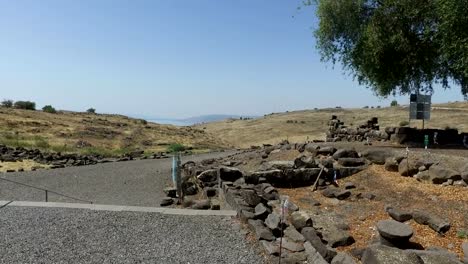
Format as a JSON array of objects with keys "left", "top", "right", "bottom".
[
  {"left": 0, "top": 108, "right": 226, "bottom": 156},
  {"left": 196, "top": 102, "right": 468, "bottom": 148}
]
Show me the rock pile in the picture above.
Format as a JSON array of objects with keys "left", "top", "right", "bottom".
[
  {"left": 326, "top": 116, "right": 389, "bottom": 143},
  {"left": 383, "top": 154, "right": 468, "bottom": 187},
  {"left": 0, "top": 144, "right": 168, "bottom": 172}
]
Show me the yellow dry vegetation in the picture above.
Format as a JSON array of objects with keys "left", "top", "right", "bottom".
[
  {"left": 0, "top": 108, "right": 226, "bottom": 156},
  {"left": 196, "top": 102, "right": 468, "bottom": 148},
  {"left": 0, "top": 160, "right": 48, "bottom": 173}
]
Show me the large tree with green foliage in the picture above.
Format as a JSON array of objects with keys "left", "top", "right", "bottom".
[{"left": 309, "top": 0, "right": 468, "bottom": 98}]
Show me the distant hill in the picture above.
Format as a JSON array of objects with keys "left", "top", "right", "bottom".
[
  {"left": 195, "top": 101, "right": 468, "bottom": 148},
  {"left": 180, "top": 114, "right": 258, "bottom": 125}
]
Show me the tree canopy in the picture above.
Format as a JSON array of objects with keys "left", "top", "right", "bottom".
[{"left": 309, "top": 0, "right": 468, "bottom": 99}]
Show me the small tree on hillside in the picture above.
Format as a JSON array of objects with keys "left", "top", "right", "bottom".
[
  {"left": 391, "top": 100, "right": 399, "bottom": 107},
  {"left": 86, "top": 108, "right": 96, "bottom": 114},
  {"left": 14, "top": 101, "right": 36, "bottom": 110},
  {"left": 1, "top": 99, "right": 13, "bottom": 108},
  {"left": 42, "top": 105, "right": 57, "bottom": 113}
]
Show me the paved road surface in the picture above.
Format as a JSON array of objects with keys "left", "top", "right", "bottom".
[
  {"left": 0, "top": 206, "right": 264, "bottom": 264},
  {"left": 0, "top": 151, "right": 237, "bottom": 206}
]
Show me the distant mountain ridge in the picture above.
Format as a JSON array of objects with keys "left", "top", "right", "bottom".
[{"left": 140, "top": 114, "right": 258, "bottom": 126}]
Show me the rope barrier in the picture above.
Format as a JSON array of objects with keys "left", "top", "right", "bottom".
[{"left": 0, "top": 177, "right": 93, "bottom": 204}]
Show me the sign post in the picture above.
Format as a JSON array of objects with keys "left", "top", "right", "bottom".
[{"left": 409, "top": 94, "right": 431, "bottom": 128}]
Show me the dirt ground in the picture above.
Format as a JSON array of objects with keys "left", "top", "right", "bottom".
[{"left": 222, "top": 142, "right": 468, "bottom": 261}]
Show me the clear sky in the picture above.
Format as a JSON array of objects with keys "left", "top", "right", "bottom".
[{"left": 0, "top": 0, "right": 464, "bottom": 118}]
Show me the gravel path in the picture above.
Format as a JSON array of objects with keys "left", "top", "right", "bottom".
[
  {"left": 0, "top": 206, "right": 264, "bottom": 264},
  {"left": 0, "top": 151, "right": 237, "bottom": 206}
]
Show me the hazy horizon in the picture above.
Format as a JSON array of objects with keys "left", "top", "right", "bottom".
[{"left": 1, "top": 0, "right": 465, "bottom": 119}]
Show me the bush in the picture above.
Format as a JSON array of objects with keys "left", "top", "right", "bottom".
[
  {"left": 399, "top": 120, "right": 409, "bottom": 127},
  {"left": 42, "top": 105, "right": 57, "bottom": 113},
  {"left": 167, "top": 143, "right": 186, "bottom": 153},
  {"left": 1, "top": 99, "right": 13, "bottom": 108},
  {"left": 390, "top": 100, "right": 398, "bottom": 107},
  {"left": 14, "top": 101, "right": 36, "bottom": 110},
  {"left": 87, "top": 108, "right": 96, "bottom": 114},
  {"left": 363, "top": 106, "right": 369, "bottom": 109}
]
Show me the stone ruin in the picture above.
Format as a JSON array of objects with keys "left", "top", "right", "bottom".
[
  {"left": 160, "top": 142, "right": 468, "bottom": 263},
  {"left": 327, "top": 115, "right": 468, "bottom": 147},
  {"left": 326, "top": 115, "right": 388, "bottom": 143}
]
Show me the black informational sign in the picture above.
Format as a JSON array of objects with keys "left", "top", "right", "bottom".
[{"left": 409, "top": 94, "right": 431, "bottom": 120}]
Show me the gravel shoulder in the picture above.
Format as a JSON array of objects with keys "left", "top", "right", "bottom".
[
  {"left": 0, "top": 206, "right": 264, "bottom": 264},
  {"left": 0, "top": 151, "right": 238, "bottom": 206}
]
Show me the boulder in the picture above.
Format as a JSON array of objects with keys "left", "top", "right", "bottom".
[
  {"left": 294, "top": 155, "right": 317, "bottom": 168},
  {"left": 386, "top": 206, "right": 413, "bottom": 222},
  {"left": 398, "top": 158, "right": 421, "bottom": 177},
  {"left": 204, "top": 187, "right": 217, "bottom": 197},
  {"left": 163, "top": 187, "right": 177, "bottom": 198},
  {"left": 265, "top": 213, "right": 282, "bottom": 231},
  {"left": 344, "top": 182, "right": 356, "bottom": 190},
  {"left": 384, "top": 157, "right": 400, "bottom": 172},
  {"left": 284, "top": 226, "right": 306, "bottom": 243},
  {"left": 412, "top": 210, "right": 451, "bottom": 234},
  {"left": 304, "top": 241, "right": 328, "bottom": 264},
  {"left": 291, "top": 211, "right": 313, "bottom": 231},
  {"left": 210, "top": 199, "right": 221, "bottom": 210},
  {"left": 461, "top": 164, "right": 468, "bottom": 183},
  {"left": 239, "top": 210, "right": 255, "bottom": 222},
  {"left": 219, "top": 166, "right": 243, "bottom": 182},
  {"left": 463, "top": 242, "right": 468, "bottom": 263},
  {"left": 360, "top": 149, "right": 394, "bottom": 165},
  {"left": 317, "top": 146, "right": 337, "bottom": 156},
  {"left": 260, "top": 240, "right": 279, "bottom": 256},
  {"left": 197, "top": 169, "right": 218, "bottom": 183},
  {"left": 240, "top": 189, "right": 261, "bottom": 207},
  {"left": 278, "top": 237, "right": 305, "bottom": 252},
  {"left": 331, "top": 252, "right": 357, "bottom": 264},
  {"left": 376, "top": 220, "right": 413, "bottom": 243},
  {"left": 248, "top": 219, "right": 275, "bottom": 241},
  {"left": 427, "top": 165, "right": 462, "bottom": 184},
  {"left": 337, "top": 158, "right": 366, "bottom": 167},
  {"left": 305, "top": 143, "right": 319, "bottom": 154},
  {"left": 407, "top": 249, "right": 463, "bottom": 264},
  {"left": 302, "top": 227, "right": 335, "bottom": 261},
  {"left": 320, "top": 227, "right": 355, "bottom": 248},
  {"left": 254, "top": 203, "right": 270, "bottom": 220},
  {"left": 261, "top": 160, "right": 295, "bottom": 171},
  {"left": 332, "top": 149, "right": 359, "bottom": 160},
  {"left": 362, "top": 245, "right": 424, "bottom": 264}
]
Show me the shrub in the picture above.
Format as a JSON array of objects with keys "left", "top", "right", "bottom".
[
  {"left": 87, "top": 108, "right": 96, "bottom": 114},
  {"left": 167, "top": 143, "right": 186, "bottom": 153},
  {"left": 14, "top": 101, "right": 36, "bottom": 110},
  {"left": 376, "top": 105, "right": 381, "bottom": 108},
  {"left": 42, "top": 105, "right": 57, "bottom": 113},
  {"left": 363, "top": 106, "right": 369, "bottom": 109},
  {"left": 399, "top": 120, "right": 409, "bottom": 127},
  {"left": 390, "top": 100, "right": 398, "bottom": 107},
  {"left": 1, "top": 99, "right": 13, "bottom": 108}
]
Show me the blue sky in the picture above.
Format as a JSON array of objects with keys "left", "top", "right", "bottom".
[{"left": 0, "top": 0, "right": 464, "bottom": 118}]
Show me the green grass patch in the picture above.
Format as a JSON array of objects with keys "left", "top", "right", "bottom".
[{"left": 166, "top": 143, "right": 186, "bottom": 153}]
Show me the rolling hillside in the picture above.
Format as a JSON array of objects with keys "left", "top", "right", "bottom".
[
  {"left": 0, "top": 108, "right": 226, "bottom": 156},
  {"left": 196, "top": 102, "right": 468, "bottom": 148}
]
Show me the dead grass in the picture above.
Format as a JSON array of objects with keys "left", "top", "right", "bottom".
[
  {"left": 278, "top": 164, "right": 468, "bottom": 259},
  {"left": 0, "top": 108, "right": 227, "bottom": 156},
  {"left": 197, "top": 102, "right": 468, "bottom": 148},
  {"left": 0, "top": 160, "right": 48, "bottom": 172}
]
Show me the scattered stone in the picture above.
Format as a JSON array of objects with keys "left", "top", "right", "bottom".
[
  {"left": 317, "top": 146, "right": 337, "bottom": 156},
  {"left": 291, "top": 211, "right": 313, "bottom": 231},
  {"left": 344, "top": 182, "right": 356, "bottom": 189},
  {"left": 219, "top": 166, "right": 243, "bottom": 182},
  {"left": 376, "top": 220, "right": 413, "bottom": 243},
  {"left": 428, "top": 165, "right": 462, "bottom": 184},
  {"left": 197, "top": 169, "right": 218, "bottom": 183},
  {"left": 260, "top": 240, "right": 279, "bottom": 256},
  {"left": 304, "top": 241, "right": 328, "bottom": 264},
  {"left": 240, "top": 189, "right": 261, "bottom": 207},
  {"left": 419, "top": 166, "right": 427, "bottom": 172},
  {"left": 248, "top": 219, "right": 275, "bottom": 241},
  {"left": 239, "top": 210, "right": 255, "bottom": 222},
  {"left": 335, "top": 190, "right": 352, "bottom": 200},
  {"left": 294, "top": 155, "right": 317, "bottom": 168},
  {"left": 254, "top": 203, "right": 270, "bottom": 220},
  {"left": 384, "top": 157, "right": 399, "bottom": 172},
  {"left": 281, "top": 252, "right": 308, "bottom": 264},
  {"left": 407, "top": 249, "right": 463, "bottom": 264},
  {"left": 322, "top": 187, "right": 338, "bottom": 198},
  {"left": 399, "top": 159, "right": 419, "bottom": 177},
  {"left": 332, "top": 149, "right": 359, "bottom": 160},
  {"left": 331, "top": 252, "right": 357, "bottom": 264},
  {"left": 362, "top": 245, "right": 424, "bottom": 264},
  {"left": 338, "top": 158, "right": 366, "bottom": 167},
  {"left": 360, "top": 149, "right": 394, "bottom": 165},
  {"left": 284, "top": 226, "right": 306, "bottom": 242},
  {"left": 160, "top": 197, "right": 174, "bottom": 207},
  {"left": 191, "top": 199, "right": 211, "bottom": 210},
  {"left": 386, "top": 206, "right": 413, "bottom": 222},
  {"left": 462, "top": 242, "right": 468, "bottom": 263},
  {"left": 412, "top": 210, "right": 451, "bottom": 234},
  {"left": 265, "top": 213, "right": 281, "bottom": 231},
  {"left": 321, "top": 227, "right": 355, "bottom": 248},
  {"left": 278, "top": 237, "right": 305, "bottom": 252}
]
